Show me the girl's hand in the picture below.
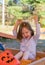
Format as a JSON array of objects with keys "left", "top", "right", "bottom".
[
  {"left": 33, "top": 15, "right": 38, "bottom": 23},
  {"left": 13, "top": 19, "right": 23, "bottom": 31},
  {"left": 16, "top": 19, "right": 23, "bottom": 25}
]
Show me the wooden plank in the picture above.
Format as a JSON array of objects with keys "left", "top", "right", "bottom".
[
  {"left": 0, "top": 32, "right": 16, "bottom": 39},
  {"left": 29, "top": 58, "right": 45, "bottom": 65},
  {"left": 6, "top": 49, "right": 45, "bottom": 57},
  {"left": 6, "top": 48, "right": 19, "bottom": 55},
  {"left": 36, "top": 51, "right": 45, "bottom": 58}
]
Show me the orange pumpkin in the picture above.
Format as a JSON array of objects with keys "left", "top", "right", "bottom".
[{"left": 0, "top": 50, "right": 20, "bottom": 65}]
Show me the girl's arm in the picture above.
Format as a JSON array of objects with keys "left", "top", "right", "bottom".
[
  {"left": 33, "top": 15, "right": 40, "bottom": 41},
  {"left": 13, "top": 21, "right": 19, "bottom": 37},
  {"left": 13, "top": 19, "right": 23, "bottom": 37}
]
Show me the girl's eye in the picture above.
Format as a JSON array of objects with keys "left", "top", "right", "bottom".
[{"left": 22, "top": 32, "right": 28, "bottom": 35}]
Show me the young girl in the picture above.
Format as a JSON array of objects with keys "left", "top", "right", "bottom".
[{"left": 13, "top": 18, "right": 40, "bottom": 60}]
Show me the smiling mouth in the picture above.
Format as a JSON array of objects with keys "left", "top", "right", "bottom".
[
  {"left": 6, "top": 58, "right": 14, "bottom": 63},
  {"left": 25, "top": 36, "right": 28, "bottom": 38}
]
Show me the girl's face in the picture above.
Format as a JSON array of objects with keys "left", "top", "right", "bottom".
[{"left": 22, "top": 27, "right": 31, "bottom": 39}]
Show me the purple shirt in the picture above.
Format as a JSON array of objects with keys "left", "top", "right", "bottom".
[{"left": 13, "top": 23, "right": 40, "bottom": 56}]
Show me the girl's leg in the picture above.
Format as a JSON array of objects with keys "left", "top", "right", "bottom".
[
  {"left": 29, "top": 53, "right": 36, "bottom": 60},
  {"left": 14, "top": 51, "right": 23, "bottom": 59},
  {"left": 22, "top": 51, "right": 30, "bottom": 60}
]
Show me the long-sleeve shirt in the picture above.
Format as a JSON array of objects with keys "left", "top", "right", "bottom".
[{"left": 13, "top": 23, "right": 40, "bottom": 57}]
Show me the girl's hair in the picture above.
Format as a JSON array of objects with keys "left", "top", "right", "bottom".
[{"left": 17, "top": 22, "right": 34, "bottom": 40}]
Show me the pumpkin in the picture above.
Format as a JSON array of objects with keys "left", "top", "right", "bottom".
[{"left": 0, "top": 50, "right": 20, "bottom": 65}]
